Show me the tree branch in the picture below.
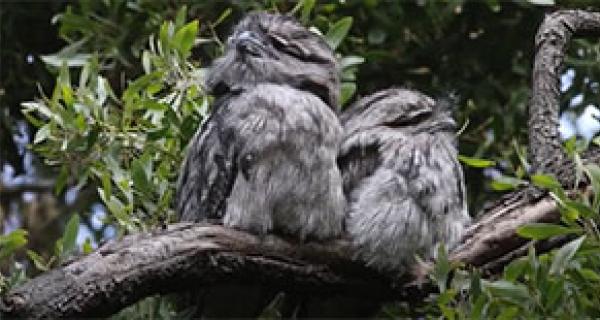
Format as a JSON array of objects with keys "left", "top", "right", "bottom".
[
  {"left": 0, "top": 192, "right": 564, "bottom": 318},
  {"left": 0, "top": 223, "right": 391, "bottom": 318},
  {"left": 528, "top": 9, "right": 600, "bottom": 183},
  {"left": 0, "top": 179, "right": 54, "bottom": 197}
]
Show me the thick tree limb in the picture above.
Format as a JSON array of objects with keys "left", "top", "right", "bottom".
[
  {"left": 0, "top": 194, "right": 564, "bottom": 318},
  {"left": 0, "top": 224, "right": 391, "bottom": 318},
  {"left": 3, "top": 9, "right": 600, "bottom": 319}
]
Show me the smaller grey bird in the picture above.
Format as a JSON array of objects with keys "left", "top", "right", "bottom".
[{"left": 339, "top": 88, "right": 470, "bottom": 273}]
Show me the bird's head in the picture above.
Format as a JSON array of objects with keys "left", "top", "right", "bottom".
[
  {"left": 206, "top": 12, "right": 340, "bottom": 109},
  {"left": 341, "top": 88, "right": 456, "bottom": 135}
]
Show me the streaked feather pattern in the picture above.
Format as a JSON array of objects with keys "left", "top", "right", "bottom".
[{"left": 339, "top": 88, "right": 470, "bottom": 272}]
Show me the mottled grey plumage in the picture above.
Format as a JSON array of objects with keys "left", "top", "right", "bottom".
[
  {"left": 339, "top": 88, "right": 470, "bottom": 273},
  {"left": 176, "top": 12, "right": 345, "bottom": 241}
]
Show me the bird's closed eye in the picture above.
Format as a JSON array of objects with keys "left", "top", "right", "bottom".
[
  {"left": 268, "top": 33, "right": 312, "bottom": 61},
  {"left": 383, "top": 110, "right": 432, "bottom": 128},
  {"left": 269, "top": 33, "right": 289, "bottom": 47}
]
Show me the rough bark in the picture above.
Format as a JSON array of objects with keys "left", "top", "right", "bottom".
[
  {"left": 3, "top": 8, "right": 600, "bottom": 319},
  {"left": 0, "top": 224, "right": 390, "bottom": 318},
  {"left": 528, "top": 9, "right": 600, "bottom": 184},
  {"left": 0, "top": 192, "right": 571, "bottom": 319}
]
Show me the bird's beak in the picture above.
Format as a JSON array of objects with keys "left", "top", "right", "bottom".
[{"left": 234, "top": 31, "right": 264, "bottom": 57}]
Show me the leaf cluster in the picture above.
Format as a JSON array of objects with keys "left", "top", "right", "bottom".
[{"left": 424, "top": 154, "right": 600, "bottom": 319}]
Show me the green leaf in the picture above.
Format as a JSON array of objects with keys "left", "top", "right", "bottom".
[
  {"left": 62, "top": 214, "right": 80, "bottom": 256},
  {"left": 61, "top": 84, "right": 74, "bottom": 107},
  {"left": 432, "top": 245, "right": 451, "bottom": 292},
  {"left": 340, "top": 55, "right": 365, "bottom": 69},
  {"left": 144, "top": 101, "right": 167, "bottom": 111},
  {"left": 27, "top": 250, "right": 49, "bottom": 272},
  {"left": 57, "top": 61, "right": 71, "bottom": 87},
  {"left": 483, "top": 280, "right": 530, "bottom": 305},
  {"left": 544, "top": 278, "right": 564, "bottom": 309},
  {"left": 437, "top": 288, "right": 457, "bottom": 306},
  {"left": 22, "top": 101, "right": 56, "bottom": 124},
  {"left": 516, "top": 223, "right": 577, "bottom": 240},
  {"left": 301, "top": 0, "right": 316, "bottom": 23},
  {"left": 34, "top": 124, "right": 51, "bottom": 144},
  {"left": 325, "top": 17, "right": 353, "bottom": 50},
  {"left": 530, "top": 174, "right": 561, "bottom": 190},
  {"left": 340, "top": 82, "right": 356, "bottom": 106},
  {"left": 159, "top": 21, "right": 174, "bottom": 54},
  {"left": 74, "top": 114, "right": 86, "bottom": 131},
  {"left": 565, "top": 136, "right": 577, "bottom": 156},
  {"left": 496, "top": 306, "right": 519, "bottom": 320},
  {"left": 40, "top": 53, "right": 91, "bottom": 67},
  {"left": 469, "top": 270, "right": 482, "bottom": 299},
  {"left": 82, "top": 238, "right": 93, "bottom": 254},
  {"left": 439, "top": 295, "right": 457, "bottom": 320},
  {"left": 560, "top": 204, "right": 580, "bottom": 222},
  {"left": 213, "top": 8, "right": 232, "bottom": 27},
  {"left": 458, "top": 155, "right": 496, "bottom": 168},
  {"left": 490, "top": 176, "right": 527, "bottom": 191},
  {"left": 563, "top": 199, "right": 595, "bottom": 218},
  {"left": 54, "top": 238, "right": 63, "bottom": 259},
  {"left": 549, "top": 235, "right": 585, "bottom": 275},
  {"left": 175, "top": 5, "right": 187, "bottom": 27},
  {"left": 132, "top": 155, "right": 153, "bottom": 196},
  {"left": 96, "top": 76, "right": 110, "bottom": 105},
  {"left": 584, "top": 164, "right": 600, "bottom": 211},
  {"left": 504, "top": 257, "right": 528, "bottom": 282},
  {"left": 0, "top": 230, "right": 28, "bottom": 260},
  {"left": 101, "top": 170, "right": 112, "bottom": 201},
  {"left": 55, "top": 165, "right": 69, "bottom": 194},
  {"left": 173, "top": 20, "right": 199, "bottom": 57},
  {"left": 470, "top": 295, "right": 486, "bottom": 319},
  {"left": 79, "top": 59, "right": 91, "bottom": 88},
  {"left": 124, "top": 72, "right": 162, "bottom": 98},
  {"left": 593, "top": 136, "right": 600, "bottom": 148},
  {"left": 578, "top": 268, "right": 600, "bottom": 282},
  {"left": 146, "top": 82, "right": 163, "bottom": 96},
  {"left": 489, "top": 181, "right": 515, "bottom": 191},
  {"left": 22, "top": 108, "right": 44, "bottom": 127},
  {"left": 142, "top": 50, "right": 152, "bottom": 74},
  {"left": 99, "top": 190, "right": 132, "bottom": 228},
  {"left": 527, "top": 0, "right": 555, "bottom": 5},
  {"left": 527, "top": 244, "right": 538, "bottom": 274}
]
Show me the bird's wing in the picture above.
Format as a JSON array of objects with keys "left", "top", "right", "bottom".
[
  {"left": 383, "top": 132, "right": 469, "bottom": 245},
  {"left": 345, "top": 129, "right": 468, "bottom": 271},
  {"left": 176, "top": 97, "right": 239, "bottom": 222},
  {"left": 343, "top": 129, "right": 430, "bottom": 271},
  {"left": 337, "top": 128, "right": 384, "bottom": 196}
]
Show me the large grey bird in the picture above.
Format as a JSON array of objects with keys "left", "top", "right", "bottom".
[
  {"left": 338, "top": 88, "right": 471, "bottom": 273},
  {"left": 176, "top": 12, "right": 345, "bottom": 241},
  {"left": 174, "top": 12, "right": 345, "bottom": 318}
]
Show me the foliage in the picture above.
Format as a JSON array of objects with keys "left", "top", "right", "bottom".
[
  {"left": 24, "top": 7, "right": 206, "bottom": 233},
  {"left": 421, "top": 149, "right": 600, "bottom": 319},
  {"left": 0, "top": 230, "right": 28, "bottom": 295}
]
